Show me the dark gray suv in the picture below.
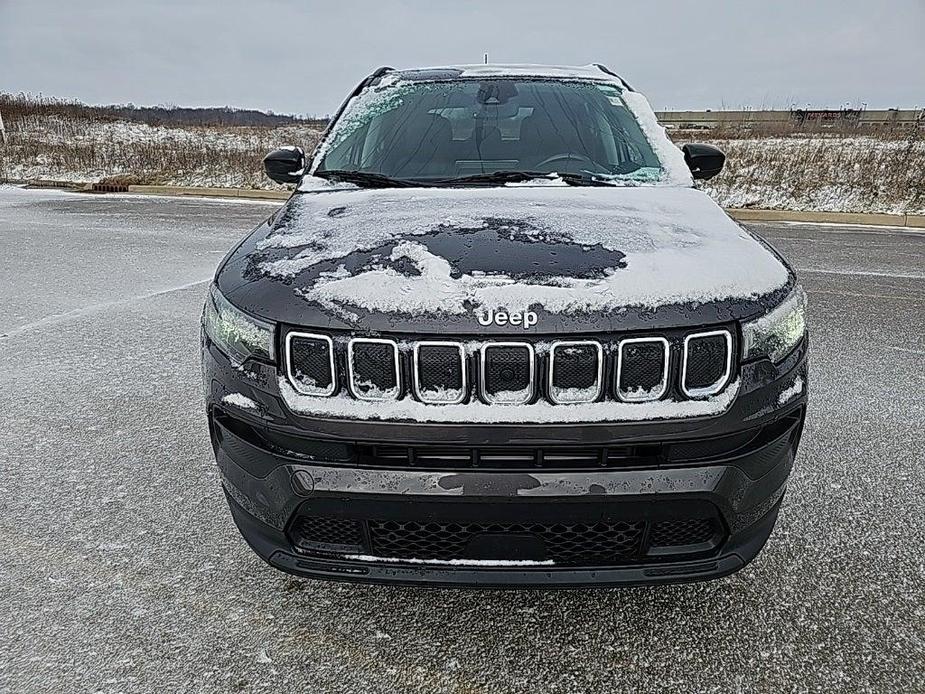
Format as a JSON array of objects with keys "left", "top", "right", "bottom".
[{"left": 201, "top": 64, "right": 808, "bottom": 586}]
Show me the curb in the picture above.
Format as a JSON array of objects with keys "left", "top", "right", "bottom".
[
  {"left": 727, "top": 207, "right": 924, "bottom": 228},
  {"left": 13, "top": 180, "right": 925, "bottom": 228},
  {"left": 126, "top": 184, "right": 289, "bottom": 200}
]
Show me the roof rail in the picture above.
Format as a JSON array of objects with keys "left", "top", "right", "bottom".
[
  {"left": 592, "top": 63, "right": 634, "bottom": 91},
  {"left": 366, "top": 66, "right": 395, "bottom": 82}
]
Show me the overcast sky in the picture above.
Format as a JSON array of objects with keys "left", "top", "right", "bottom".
[{"left": 1, "top": 0, "right": 922, "bottom": 115}]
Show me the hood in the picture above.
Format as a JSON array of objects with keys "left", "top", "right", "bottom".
[{"left": 217, "top": 185, "right": 792, "bottom": 335}]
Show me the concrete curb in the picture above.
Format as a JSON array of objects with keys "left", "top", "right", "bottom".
[
  {"left": 727, "top": 207, "right": 925, "bottom": 228},
  {"left": 125, "top": 184, "right": 289, "bottom": 200},
  {"left": 13, "top": 180, "right": 925, "bottom": 227}
]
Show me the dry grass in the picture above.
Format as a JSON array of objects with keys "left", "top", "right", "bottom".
[
  {"left": 668, "top": 128, "right": 925, "bottom": 214},
  {"left": 2, "top": 94, "right": 923, "bottom": 212},
  {"left": 0, "top": 94, "right": 323, "bottom": 189}
]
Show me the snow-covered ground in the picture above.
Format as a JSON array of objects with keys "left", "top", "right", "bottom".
[
  {"left": 1, "top": 112, "right": 922, "bottom": 213},
  {"left": 0, "top": 114, "right": 323, "bottom": 189}
]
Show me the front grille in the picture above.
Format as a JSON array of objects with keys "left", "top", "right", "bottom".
[
  {"left": 617, "top": 337, "right": 668, "bottom": 401},
  {"left": 549, "top": 341, "right": 602, "bottom": 403},
  {"left": 414, "top": 342, "right": 466, "bottom": 403},
  {"left": 358, "top": 443, "right": 661, "bottom": 469},
  {"left": 650, "top": 518, "right": 717, "bottom": 547},
  {"left": 289, "top": 513, "right": 725, "bottom": 567},
  {"left": 348, "top": 338, "right": 400, "bottom": 400},
  {"left": 283, "top": 327, "right": 736, "bottom": 407},
  {"left": 289, "top": 516, "right": 363, "bottom": 553},
  {"left": 683, "top": 330, "right": 732, "bottom": 397},
  {"left": 481, "top": 343, "right": 534, "bottom": 404},
  {"left": 286, "top": 333, "right": 335, "bottom": 395}
]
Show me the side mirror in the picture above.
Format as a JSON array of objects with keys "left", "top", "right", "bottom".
[
  {"left": 682, "top": 143, "right": 725, "bottom": 180},
  {"left": 263, "top": 146, "right": 305, "bottom": 184}
]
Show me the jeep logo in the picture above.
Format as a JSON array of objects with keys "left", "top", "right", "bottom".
[{"left": 477, "top": 308, "right": 538, "bottom": 329}]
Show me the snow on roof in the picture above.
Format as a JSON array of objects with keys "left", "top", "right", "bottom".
[{"left": 411, "top": 63, "right": 623, "bottom": 82}]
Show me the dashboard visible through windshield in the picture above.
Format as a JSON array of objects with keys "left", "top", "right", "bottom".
[{"left": 314, "top": 78, "right": 665, "bottom": 185}]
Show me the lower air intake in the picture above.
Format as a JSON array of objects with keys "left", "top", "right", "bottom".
[
  {"left": 368, "top": 519, "right": 645, "bottom": 564},
  {"left": 481, "top": 343, "right": 534, "bottom": 404},
  {"left": 349, "top": 338, "right": 400, "bottom": 400},
  {"left": 287, "top": 333, "right": 335, "bottom": 396}
]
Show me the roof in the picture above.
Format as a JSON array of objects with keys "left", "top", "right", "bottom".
[{"left": 391, "top": 63, "right": 632, "bottom": 89}]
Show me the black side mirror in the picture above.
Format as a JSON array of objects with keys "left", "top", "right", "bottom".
[
  {"left": 682, "top": 143, "right": 725, "bottom": 180},
  {"left": 263, "top": 146, "right": 305, "bottom": 184}
]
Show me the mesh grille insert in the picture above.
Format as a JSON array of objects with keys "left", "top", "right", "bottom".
[
  {"left": 550, "top": 342, "right": 601, "bottom": 403},
  {"left": 349, "top": 339, "right": 399, "bottom": 400},
  {"left": 684, "top": 332, "right": 730, "bottom": 395},
  {"left": 287, "top": 334, "right": 334, "bottom": 395},
  {"left": 368, "top": 519, "right": 646, "bottom": 565},
  {"left": 289, "top": 516, "right": 363, "bottom": 553},
  {"left": 617, "top": 339, "right": 667, "bottom": 401},
  {"left": 290, "top": 513, "right": 726, "bottom": 566},
  {"left": 650, "top": 518, "right": 718, "bottom": 547},
  {"left": 415, "top": 343, "right": 465, "bottom": 403},
  {"left": 482, "top": 344, "right": 533, "bottom": 403}
]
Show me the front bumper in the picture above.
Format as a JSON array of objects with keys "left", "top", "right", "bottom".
[{"left": 203, "top": 337, "right": 807, "bottom": 587}]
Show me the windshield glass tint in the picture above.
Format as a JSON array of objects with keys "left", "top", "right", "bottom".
[{"left": 315, "top": 78, "right": 664, "bottom": 182}]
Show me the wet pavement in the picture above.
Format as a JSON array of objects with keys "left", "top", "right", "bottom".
[{"left": 1, "top": 186, "right": 922, "bottom": 693}]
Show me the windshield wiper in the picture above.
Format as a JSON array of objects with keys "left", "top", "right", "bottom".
[
  {"left": 431, "top": 170, "right": 619, "bottom": 187},
  {"left": 554, "top": 172, "right": 617, "bottom": 187},
  {"left": 432, "top": 171, "right": 553, "bottom": 186},
  {"left": 313, "top": 169, "right": 420, "bottom": 188}
]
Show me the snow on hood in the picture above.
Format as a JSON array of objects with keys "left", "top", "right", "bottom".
[{"left": 244, "top": 186, "right": 789, "bottom": 322}]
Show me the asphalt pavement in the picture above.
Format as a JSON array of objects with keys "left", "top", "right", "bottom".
[{"left": 0, "top": 186, "right": 922, "bottom": 693}]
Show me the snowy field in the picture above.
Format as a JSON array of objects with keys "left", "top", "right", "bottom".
[
  {"left": 692, "top": 133, "right": 925, "bottom": 215},
  {"left": 0, "top": 114, "right": 323, "bottom": 189},
  {"left": 0, "top": 186, "right": 923, "bottom": 693},
  {"left": 1, "top": 110, "right": 923, "bottom": 214}
]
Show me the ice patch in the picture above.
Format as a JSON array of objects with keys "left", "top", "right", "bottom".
[
  {"left": 222, "top": 393, "right": 259, "bottom": 410},
  {"left": 778, "top": 376, "right": 804, "bottom": 405},
  {"left": 622, "top": 90, "right": 693, "bottom": 188},
  {"left": 550, "top": 385, "right": 601, "bottom": 404},
  {"left": 279, "top": 377, "right": 739, "bottom": 424}
]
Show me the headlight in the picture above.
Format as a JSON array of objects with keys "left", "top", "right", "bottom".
[
  {"left": 202, "top": 283, "right": 275, "bottom": 365},
  {"left": 742, "top": 286, "right": 807, "bottom": 363}
]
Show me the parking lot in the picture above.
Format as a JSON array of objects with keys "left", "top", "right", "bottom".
[{"left": 1, "top": 185, "right": 922, "bottom": 693}]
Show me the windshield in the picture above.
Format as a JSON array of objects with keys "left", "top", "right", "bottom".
[{"left": 314, "top": 78, "right": 665, "bottom": 184}]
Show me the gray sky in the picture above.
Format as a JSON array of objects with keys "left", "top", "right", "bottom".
[{"left": 1, "top": 0, "right": 923, "bottom": 114}]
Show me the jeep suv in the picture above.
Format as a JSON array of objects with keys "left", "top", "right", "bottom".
[{"left": 202, "top": 64, "right": 807, "bottom": 586}]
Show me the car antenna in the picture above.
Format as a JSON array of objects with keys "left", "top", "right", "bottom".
[{"left": 484, "top": 52, "right": 488, "bottom": 64}]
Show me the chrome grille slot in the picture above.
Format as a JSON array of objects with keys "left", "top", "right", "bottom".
[
  {"left": 413, "top": 342, "right": 466, "bottom": 404},
  {"left": 286, "top": 332, "right": 336, "bottom": 396},
  {"left": 616, "top": 337, "right": 669, "bottom": 402},
  {"left": 682, "top": 330, "right": 732, "bottom": 397},
  {"left": 347, "top": 338, "right": 400, "bottom": 401},
  {"left": 480, "top": 342, "right": 535, "bottom": 404},
  {"left": 549, "top": 341, "right": 603, "bottom": 404}
]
